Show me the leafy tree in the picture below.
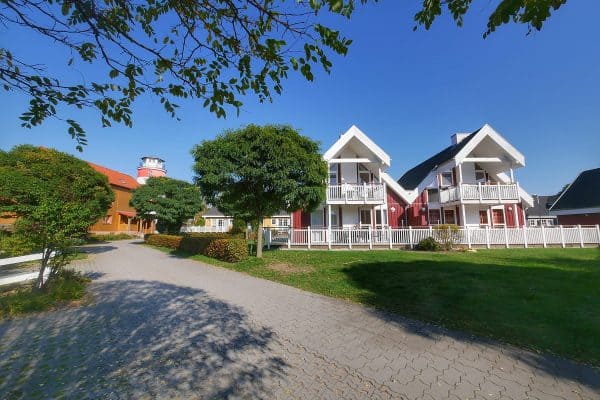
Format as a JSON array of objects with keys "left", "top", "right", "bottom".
[
  {"left": 130, "top": 177, "right": 203, "bottom": 234},
  {"left": 192, "top": 124, "right": 327, "bottom": 258},
  {"left": 0, "top": 145, "right": 114, "bottom": 289},
  {"left": 1, "top": 1, "right": 566, "bottom": 150}
]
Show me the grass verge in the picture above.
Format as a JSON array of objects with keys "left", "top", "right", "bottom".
[
  {"left": 0, "top": 269, "right": 91, "bottom": 319},
  {"left": 148, "top": 244, "right": 600, "bottom": 366}
]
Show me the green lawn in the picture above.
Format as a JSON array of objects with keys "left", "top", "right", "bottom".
[{"left": 155, "top": 246, "right": 600, "bottom": 366}]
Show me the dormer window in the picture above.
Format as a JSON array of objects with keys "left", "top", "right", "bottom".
[
  {"left": 358, "top": 164, "right": 371, "bottom": 184},
  {"left": 440, "top": 171, "right": 453, "bottom": 187}
]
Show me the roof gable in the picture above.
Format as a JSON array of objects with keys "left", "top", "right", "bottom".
[
  {"left": 550, "top": 168, "right": 600, "bottom": 211},
  {"left": 323, "top": 125, "right": 391, "bottom": 167},
  {"left": 87, "top": 162, "right": 139, "bottom": 190},
  {"left": 397, "top": 130, "right": 478, "bottom": 190}
]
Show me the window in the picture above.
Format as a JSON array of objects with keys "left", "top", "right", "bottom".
[
  {"left": 475, "top": 170, "right": 486, "bottom": 182},
  {"left": 440, "top": 171, "right": 453, "bottom": 187},
  {"left": 329, "top": 164, "right": 338, "bottom": 185},
  {"left": 119, "top": 215, "right": 129, "bottom": 224},
  {"left": 492, "top": 209, "right": 505, "bottom": 226},
  {"left": 327, "top": 209, "right": 339, "bottom": 227},
  {"left": 271, "top": 218, "right": 277, "bottom": 226},
  {"left": 358, "top": 164, "right": 371, "bottom": 184},
  {"left": 427, "top": 188, "right": 440, "bottom": 203},
  {"left": 479, "top": 210, "right": 489, "bottom": 225},
  {"left": 102, "top": 215, "right": 113, "bottom": 224},
  {"left": 359, "top": 209, "right": 372, "bottom": 226},
  {"left": 529, "top": 219, "right": 537, "bottom": 227},
  {"left": 375, "top": 209, "right": 387, "bottom": 226},
  {"left": 311, "top": 210, "right": 324, "bottom": 227},
  {"left": 443, "top": 209, "right": 456, "bottom": 224},
  {"left": 280, "top": 218, "right": 290, "bottom": 227},
  {"left": 217, "top": 219, "right": 224, "bottom": 227},
  {"left": 429, "top": 209, "right": 441, "bottom": 225},
  {"left": 541, "top": 219, "right": 554, "bottom": 227}
]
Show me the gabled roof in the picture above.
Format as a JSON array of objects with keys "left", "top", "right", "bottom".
[
  {"left": 202, "top": 207, "right": 229, "bottom": 217},
  {"left": 526, "top": 195, "right": 559, "bottom": 217},
  {"left": 88, "top": 162, "right": 139, "bottom": 190},
  {"left": 549, "top": 168, "right": 600, "bottom": 211},
  {"left": 380, "top": 172, "right": 416, "bottom": 204},
  {"left": 398, "top": 130, "right": 479, "bottom": 190},
  {"left": 323, "top": 125, "right": 391, "bottom": 167}
]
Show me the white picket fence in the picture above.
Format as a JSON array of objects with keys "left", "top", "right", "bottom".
[{"left": 264, "top": 225, "right": 600, "bottom": 249}]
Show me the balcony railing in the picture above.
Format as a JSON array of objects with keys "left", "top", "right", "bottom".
[
  {"left": 327, "top": 183, "right": 385, "bottom": 203},
  {"left": 440, "top": 183, "right": 519, "bottom": 203}
]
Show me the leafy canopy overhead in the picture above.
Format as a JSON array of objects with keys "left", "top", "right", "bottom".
[
  {"left": 130, "top": 176, "right": 203, "bottom": 234},
  {"left": 0, "top": 1, "right": 566, "bottom": 150},
  {"left": 0, "top": 145, "right": 114, "bottom": 288}
]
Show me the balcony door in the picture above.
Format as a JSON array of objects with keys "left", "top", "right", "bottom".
[
  {"left": 359, "top": 208, "right": 372, "bottom": 228},
  {"left": 443, "top": 209, "right": 456, "bottom": 225},
  {"left": 358, "top": 164, "right": 372, "bottom": 184}
]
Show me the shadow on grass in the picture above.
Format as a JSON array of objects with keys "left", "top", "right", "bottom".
[
  {"left": 342, "top": 257, "right": 600, "bottom": 387},
  {"left": 0, "top": 280, "right": 286, "bottom": 398}
]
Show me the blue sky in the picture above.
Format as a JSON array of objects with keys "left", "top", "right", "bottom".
[{"left": 1, "top": 1, "right": 598, "bottom": 195}]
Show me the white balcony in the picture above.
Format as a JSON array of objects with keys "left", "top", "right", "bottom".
[
  {"left": 440, "top": 183, "right": 519, "bottom": 204},
  {"left": 327, "top": 183, "right": 385, "bottom": 204}
]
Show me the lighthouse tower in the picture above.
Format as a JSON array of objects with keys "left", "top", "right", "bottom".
[{"left": 137, "top": 156, "right": 166, "bottom": 184}]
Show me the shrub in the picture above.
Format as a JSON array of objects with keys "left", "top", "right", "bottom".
[
  {"left": 415, "top": 237, "right": 440, "bottom": 251},
  {"left": 144, "top": 232, "right": 248, "bottom": 262},
  {"left": 194, "top": 217, "right": 206, "bottom": 227},
  {"left": 145, "top": 234, "right": 182, "bottom": 249},
  {"left": 205, "top": 239, "right": 248, "bottom": 262},
  {"left": 433, "top": 224, "right": 461, "bottom": 250},
  {"left": 87, "top": 233, "right": 136, "bottom": 242}
]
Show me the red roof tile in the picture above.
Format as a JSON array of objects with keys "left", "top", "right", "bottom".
[{"left": 87, "top": 162, "right": 139, "bottom": 190}]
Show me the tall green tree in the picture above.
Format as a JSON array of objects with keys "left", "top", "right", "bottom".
[
  {"left": 192, "top": 124, "right": 327, "bottom": 258},
  {"left": 130, "top": 177, "right": 203, "bottom": 234},
  {"left": 0, "top": 145, "right": 114, "bottom": 289},
  {"left": 1, "top": 1, "right": 566, "bottom": 149}
]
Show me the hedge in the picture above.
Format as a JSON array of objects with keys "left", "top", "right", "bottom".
[
  {"left": 205, "top": 239, "right": 248, "bottom": 262},
  {"left": 145, "top": 233, "right": 248, "bottom": 262},
  {"left": 145, "top": 234, "right": 182, "bottom": 249}
]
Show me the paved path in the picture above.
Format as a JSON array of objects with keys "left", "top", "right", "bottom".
[{"left": 0, "top": 241, "right": 598, "bottom": 399}]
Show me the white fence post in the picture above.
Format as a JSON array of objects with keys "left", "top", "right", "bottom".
[
  {"left": 541, "top": 225, "right": 547, "bottom": 248},
  {"left": 485, "top": 226, "right": 490, "bottom": 249},
  {"left": 429, "top": 226, "right": 433, "bottom": 238},
  {"left": 307, "top": 226, "right": 311, "bottom": 250},
  {"left": 596, "top": 224, "right": 600, "bottom": 245},
  {"left": 288, "top": 227, "right": 291, "bottom": 249},
  {"left": 560, "top": 225, "right": 565, "bottom": 248},
  {"left": 368, "top": 227, "right": 373, "bottom": 250},
  {"left": 504, "top": 226, "right": 509, "bottom": 248},
  {"left": 578, "top": 224, "right": 584, "bottom": 248},
  {"left": 328, "top": 227, "right": 332, "bottom": 250},
  {"left": 348, "top": 229, "right": 352, "bottom": 250},
  {"left": 409, "top": 226, "right": 414, "bottom": 250},
  {"left": 388, "top": 226, "right": 393, "bottom": 249},
  {"left": 266, "top": 228, "right": 271, "bottom": 249},
  {"left": 523, "top": 226, "right": 528, "bottom": 248},
  {"left": 466, "top": 227, "right": 471, "bottom": 249}
]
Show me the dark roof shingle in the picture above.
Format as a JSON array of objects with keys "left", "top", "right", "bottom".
[
  {"left": 550, "top": 168, "right": 600, "bottom": 211},
  {"left": 398, "top": 130, "right": 479, "bottom": 190}
]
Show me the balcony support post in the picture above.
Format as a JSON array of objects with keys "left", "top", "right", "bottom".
[
  {"left": 497, "top": 182, "right": 502, "bottom": 201},
  {"left": 478, "top": 182, "right": 483, "bottom": 202},
  {"left": 327, "top": 204, "right": 332, "bottom": 250}
]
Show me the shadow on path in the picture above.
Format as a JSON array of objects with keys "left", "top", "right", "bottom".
[
  {"left": 0, "top": 280, "right": 286, "bottom": 399},
  {"left": 342, "top": 258, "right": 600, "bottom": 390}
]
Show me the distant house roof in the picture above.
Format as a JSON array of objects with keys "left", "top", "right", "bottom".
[
  {"left": 397, "top": 130, "right": 479, "bottom": 190},
  {"left": 202, "top": 207, "right": 229, "bottom": 218},
  {"left": 550, "top": 168, "right": 600, "bottom": 211},
  {"left": 88, "top": 162, "right": 139, "bottom": 190},
  {"left": 526, "top": 195, "right": 559, "bottom": 218}
]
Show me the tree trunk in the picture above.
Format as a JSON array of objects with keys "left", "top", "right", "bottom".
[
  {"left": 35, "top": 248, "right": 52, "bottom": 290},
  {"left": 256, "top": 218, "right": 264, "bottom": 258}
]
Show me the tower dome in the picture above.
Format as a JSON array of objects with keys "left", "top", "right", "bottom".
[{"left": 137, "top": 156, "right": 166, "bottom": 184}]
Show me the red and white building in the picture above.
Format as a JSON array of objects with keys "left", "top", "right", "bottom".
[
  {"left": 136, "top": 156, "right": 167, "bottom": 185},
  {"left": 291, "top": 126, "right": 414, "bottom": 230},
  {"left": 398, "top": 124, "right": 533, "bottom": 228},
  {"left": 292, "top": 124, "right": 534, "bottom": 230}
]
